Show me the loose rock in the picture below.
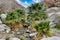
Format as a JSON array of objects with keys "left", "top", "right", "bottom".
[
  {"left": 9, "top": 37, "right": 20, "bottom": 40},
  {"left": 29, "top": 32, "right": 37, "bottom": 37},
  {"left": 41, "top": 36, "right": 60, "bottom": 40},
  {"left": 0, "top": 14, "right": 7, "bottom": 20},
  {"left": 0, "top": 24, "right": 11, "bottom": 33}
]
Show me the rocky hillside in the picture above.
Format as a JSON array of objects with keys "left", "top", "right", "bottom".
[
  {"left": 0, "top": 0, "right": 25, "bottom": 13},
  {"left": 43, "top": 0, "right": 60, "bottom": 9}
]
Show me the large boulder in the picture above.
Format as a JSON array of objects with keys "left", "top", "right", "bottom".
[{"left": 46, "top": 7, "right": 60, "bottom": 27}]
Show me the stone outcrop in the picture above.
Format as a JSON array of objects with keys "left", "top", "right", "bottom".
[{"left": 46, "top": 7, "right": 60, "bottom": 27}]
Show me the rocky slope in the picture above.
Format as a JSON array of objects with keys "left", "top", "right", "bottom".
[{"left": 0, "top": 0, "right": 25, "bottom": 13}]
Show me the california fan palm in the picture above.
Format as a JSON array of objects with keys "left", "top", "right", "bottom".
[
  {"left": 3, "top": 9, "right": 25, "bottom": 30},
  {"left": 27, "top": 3, "right": 47, "bottom": 31}
]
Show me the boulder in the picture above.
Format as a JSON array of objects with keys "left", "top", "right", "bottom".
[
  {"left": 0, "top": 14, "right": 7, "bottom": 20},
  {"left": 46, "top": 7, "right": 60, "bottom": 27},
  {"left": 0, "top": 24, "right": 11, "bottom": 33},
  {"left": 9, "top": 38, "right": 20, "bottom": 40},
  {"left": 41, "top": 36, "right": 60, "bottom": 40}
]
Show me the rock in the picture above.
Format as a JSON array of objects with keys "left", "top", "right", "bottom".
[
  {"left": 0, "top": 14, "right": 7, "bottom": 20},
  {"left": 0, "top": 33, "right": 15, "bottom": 39},
  {"left": 49, "top": 22, "right": 56, "bottom": 27},
  {"left": 17, "top": 32, "right": 20, "bottom": 35},
  {"left": 0, "top": 39, "right": 5, "bottom": 40},
  {"left": 6, "top": 28, "right": 11, "bottom": 33},
  {"left": 0, "top": 24, "right": 11, "bottom": 33},
  {"left": 15, "top": 28, "right": 19, "bottom": 31},
  {"left": 46, "top": 7, "right": 60, "bottom": 27},
  {"left": 12, "top": 31, "right": 15, "bottom": 34},
  {"left": 41, "top": 36, "right": 60, "bottom": 40},
  {"left": 46, "top": 7, "right": 59, "bottom": 12},
  {"left": 29, "top": 32, "right": 37, "bottom": 37},
  {"left": 26, "top": 29, "right": 31, "bottom": 33},
  {"left": 51, "top": 29, "right": 60, "bottom": 36},
  {"left": 6, "top": 34, "right": 15, "bottom": 38},
  {"left": 0, "top": 20, "right": 2, "bottom": 24},
  {"left": 9, "top": 37, "right": 20, "bottom": 40},
  {"left": 0, "top": 24, "right": 6, "bottom": 31},
  {"left": 24, "top": 33, "right": 29, "bottom": 38}
]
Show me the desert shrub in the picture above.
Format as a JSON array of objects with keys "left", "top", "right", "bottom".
[
  {"left": 54, "top": 25, "right": 60, "bottom": 30},
  {"left": 34, "top": 20, "right": 50, "bottom": 36},
  {"left": 3, "top": 9, "right": 25, "bottom": 24},
  {"left": 20, "top": 38, "right": 24, "bottom": 40}
]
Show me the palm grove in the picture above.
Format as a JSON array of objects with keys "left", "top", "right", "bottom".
[{"left": 0, "top": 3, "right": 52, "bottom": 39}]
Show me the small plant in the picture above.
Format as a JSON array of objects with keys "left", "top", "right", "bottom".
[
  {"left": 34, "top": 20, "right": 50, "bottom": 37},
  {"left": 20, "top": 38, "right": 24, "bottom": 40},
  {"left": 54, "top": 25, "right": 60, "bottom": 30}
]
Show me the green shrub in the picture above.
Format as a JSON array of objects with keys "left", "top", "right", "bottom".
[
  {"left": 54, "top": 25, "right": 60, "bottom": 30},
  {"left": 20, "top": 38, "right": 24, "bottom": 40},
  {"left": 34, "top": 20, "right": 50, "bottom": 36},
  {"left": 3, "top": 9, "right": 25, "bottom": 24}
]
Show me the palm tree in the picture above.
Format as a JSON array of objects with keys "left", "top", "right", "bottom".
[
  {"left": 28, "top": 3, "right": 48, "bottom": 22},
  {"left": 3, "top": 9, "right": 25, "bottom": 30},
  {"left": 27, "top": 3, "right": 47, "bottom": 31},
  {"left": 34, "top": 20, "right": 50, "bottom": 36}
]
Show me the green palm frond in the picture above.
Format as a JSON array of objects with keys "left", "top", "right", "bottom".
[
  {"left": 28, "top": 3, "right": 47, "bottom": 21},
  {"left": 3, "top": 9, "right": 25, "bottom": 24},
  {"left": 34, "top": 20, "right": 50, "bottom": 36}
]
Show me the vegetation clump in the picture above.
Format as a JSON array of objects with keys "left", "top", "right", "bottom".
[
  {"left": 28, "top": 3, "right": 47, "bottom": 21},
  {"left": 34, "top": 20, "right": 50, "bottom": 37},
  {"left": 4, "top": 9, "right": 25, "bottom": 24},
  {"left": 54, "top": 25, "right": 60, "bottom": 30},
  {"left": 2, "top": 9, "right": 25, "bottom": 30}
]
